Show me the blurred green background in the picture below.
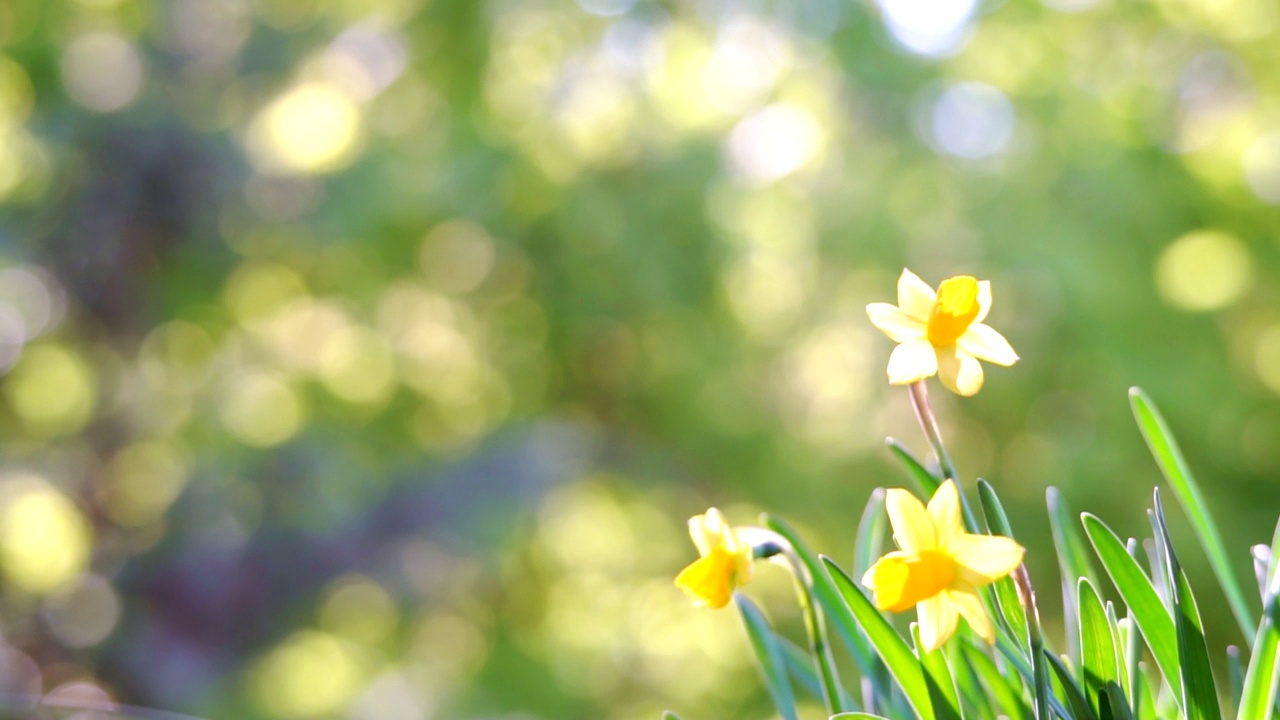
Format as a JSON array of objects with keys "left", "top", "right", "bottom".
[{"left": 0, "top": 0, "right": 1276, "bottom": 717}]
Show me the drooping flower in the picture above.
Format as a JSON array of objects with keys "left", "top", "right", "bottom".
[
  {"left": 866, "top": 269, "right": 1018, "bottom": 396},
  {"left": 674, "top": 508, "right": 755, "bottom": 609},
  {"left": 862, "top": 480, "right": 1024, "bottom": 651}
]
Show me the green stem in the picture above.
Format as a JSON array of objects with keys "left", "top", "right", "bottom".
[
  {"left": 1014, "top": 565, "right": 1052, "bottom": 720},
  {"left": 777, "top": 545, "right": 848, "bottom": 714},
  {"left": 906, "top": 380, "right": 979, "bottom": 531}
]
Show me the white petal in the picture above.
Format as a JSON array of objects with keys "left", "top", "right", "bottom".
[
  {"left": 974, "top": 280, "right": 992, "bottom": 323},
  {"left": 885, "top": 488, "right": 936, "bottom": 553},
  {"left": 958, "top": 324, "right": 1018, "bottom": 367},
  {"left": 867, "top": 303, "right": 926, "bottom": 343},
  {"left": 937, "top": 348, "right": 984, "bottom": 396},
  {"left": 897, "top": 269, "right": 936, "bottom": 320},
  {"left": 887, "top": 338, "right": 938, "bottom": 385},
  {"left": 948, "top": 588, "right": 994, "bottom": 644},
  {"left": 916, "top": 594, "right": 959, "bottom": 652},
  {"left": 926, "top": 480, "right": 963, "bottom": 550}
]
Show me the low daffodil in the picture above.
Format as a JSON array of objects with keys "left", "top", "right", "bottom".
[
  {"left": 862, "top": 480, "right": 1024, "bottom": 651},
  {"left": 867, "top": 269, "right": 1018, "bottom": 396},
  {"left": 674, "top": 508, "right": 754, "bottom": 609}
]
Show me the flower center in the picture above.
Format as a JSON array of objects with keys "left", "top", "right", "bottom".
[
  {"left": 926, "top": 276, "right": 980, "bottom": 347},
  {"left": 866, "top": 550, "right": 956, "bottom": 613}
]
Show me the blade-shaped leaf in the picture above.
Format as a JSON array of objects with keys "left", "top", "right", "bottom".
[
  {"left": 913, "top": 623, "right": 963, "bottom": 720},
  {"left": 1079, "top": 578, "right": 1127, "bottom": 720},
  {"left": 854, "top": 489, "right": 887, "bottom": 579},
  {"left": 1235, "top": 516, "right": 1280, "bottom": 720},
  {"left": 1130, "top": 388, "right": 1255, "bottom": 638},
  {"left": 1045, "top": 649, "right": 1099, "bottom": 720},
  {"left": 736, "top": 595, "right": 799, "bottom": 720},
  {"left": 661, "top": 712, "right": 684, "bottom": 720},
  {"left": 778, "top": 635, "right": 823, "bottom": 701},
  {"left": 1049, "top": 486, "right": 1100, "bottom": 668},
  {"left": 820, "top": 556, "right": 936, "bottom": 720},
  {"left": 963, "top": 642, "right": 1033, "bottom": 720},
  {"left": 886, "top": 437, "right": 942, "bottom": 497},
  {"left": 1082, "top": 513, "right": 1182, "bottom": 703},
  {"left": 947, "top": 642, "right": 995, "bottom": 720},
  {"left": 1150, "top": 489, "right": 1221, "bottom": 720}
]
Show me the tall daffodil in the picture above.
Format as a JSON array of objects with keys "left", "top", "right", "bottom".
[
  {"left": 674, "top": 508, "right": 755, "bottom": 609},
  {"left": 862, "top": 480, "right": 1024, "bottom": 651},
  {"left": 867, "top": 269, "right": 1018, "bottom": 396}
]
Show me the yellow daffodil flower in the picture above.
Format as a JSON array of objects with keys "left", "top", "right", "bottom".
[
  {"left": 867, "top": 269, "right": 1018, "bottom": 396},
  {"left": 862, "top": 480, "right": 1024, "bottom": 651},
  {"left": 674, "top": 508, "right": 754, "bottom": 609}
]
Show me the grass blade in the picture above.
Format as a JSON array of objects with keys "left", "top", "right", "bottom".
[
  {"left": 1048, "top": 486, "right": 1100, "bottom": 668},
  {"left": 778, "top": 635, "right": 823, "bottom": 701},
  {"left": 963, "top": 642, "right": 1033, "bottom": 720},
  {"left": 854, "top": 489, "right": 887, "bottom": 579},
  {"left": 1079, "top": 578, "right": 1125, "bottom": 719},
  {"left": 886, "top": 437, "right": 942, "bottom": 497},
  {"left": 913, "top": 623, "right": 963, "bottom": 720},
  {"left": 1236, "top": 517, "right": 1280, "bottom": 720},
  {"left": 736, "top": 595, "right": 799, "bottom": 720},
  {"left": 820, "top": 556, "right": 937, "bottom": 720},
  {"left": 1150, "top": 489, "right": 1222, "bottom": 720},
  {"left": 1082, "top": 513, "right": 1182, "bottom": 703},
  {"left": 1130, "top": 387, "right": 1255, "bottom": 638},
  {"left": 1045, "top": 650, "right": 1099, "bottom": 720}
]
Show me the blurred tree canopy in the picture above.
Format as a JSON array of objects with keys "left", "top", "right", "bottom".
[{"left": 0, "top": 0, "right": 1277, "bottom": 718}]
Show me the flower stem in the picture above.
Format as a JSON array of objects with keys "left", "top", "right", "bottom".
[
  {"left": 780, "top": 545, "right": 849, "bottom": 715},
  {"left": 906, "top": 380, "right": 979, "bottom": 531},
  {"left": 1013, "top": 565, "right": 1051, "bottom": 720},
  {"left": 907, "top": 380, "right": 957, "bottom": 481}
]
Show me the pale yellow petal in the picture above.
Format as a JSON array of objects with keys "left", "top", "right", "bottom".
[
  {"left": 867, "top": 303, "right": 926, "bottom": 343},
  {"left": 887, "top": 338, "right": 939, "bottom": 385},
  {"left": 927, "top": 480, "right": 963, "bottom": 550},
  {"left": 974, "top": 280, "right": 992, "bottom": 323},
  {"left": 885, "top": 488, "right": 936, "bottom": 553},
  {"left": 948, "top": 587, "right": 994, "bottom": 644},
  {"left": 689, "top": 508, "right": 730, "bottom": 556},
  {"left": 958, "top": 323, "right": 1018, "bottom": 367},
  {"left": 937, "top": 348, "right": 984, "bottom": 396},
  {"left": 897, "top": 269, "right": 937, "bottom": 320},
  {"left": 916, "top": 594, "right": 959, "bottom": 652},
  {"left": 952, "top": 534, "right": 1025, "bottom": 586}
]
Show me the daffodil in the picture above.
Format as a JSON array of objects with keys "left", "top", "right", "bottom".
[
  {"left": 862, "top": 480, "right": 1024, "bottom": 651},
  {"left": 867, "top": 269, "right": 1018, "bottom": 396},
  {"left": 674, "top": 508, "right": 755, "bottom": 609}
]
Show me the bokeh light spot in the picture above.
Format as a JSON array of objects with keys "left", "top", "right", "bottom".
[
  {"left": 0, "top": 478, "right": 91, "bottom": 593},
  {"left": 246, "top": 82, "right": 363, "bottom": 175},
  {"left": 319, "top": 575, "right": 399, "bottom": 646},
  {"left": 41, "top": 573, "right": 121, "bottom": 648},
  {"left": 419, "top": 220, "right": 496, "bottom": 294},
  {"left": 1243, "top": 132, "right": 1280, "bottom": 204},
  {"left": 102, "top": 441, "right": 190, "bottom": 527},
  {"left": 878, "top": 0, "right": 977, "bottom": 56},
  {"left": 726, "top": 104, "right": 822, "bottom": 183},
  {"left": 224, "top": 262, "right": 309, "bottom": 324},
  {"left": 1253, "top": 325, "right": 1280, "bottom": 395},
  {"left": 1155, "top": 230, "right": 1253, "bottom": 311},
  {"left": 4, "top": 344, "right": 96, "bottom": 437},
  {"left": 253, "top": 631, "right": 365, "bottom": 718},
  {"left": 61, "top": 33, "right": 145, "bottom": 113},
  {"left": 219, "top": 373, "right": 306, "bottom": 447},
  {"left": 925, "top": 82, "right": 1015, "bottom": 159}
]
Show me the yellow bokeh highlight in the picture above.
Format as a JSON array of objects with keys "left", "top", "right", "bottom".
[
  {"left": 219, "top": 373, "right": 306, "bottom": 447},
  {"left": 101, "top": 441, "right": 190, "bottom": 526},
  {"left": 252, "top": 630, "right": 365, "bottom": 718},
  {"left": 0, "top": 55, "right": 34, "bottom": 124},
  {"left": 223, "top": 262, "right": 309, "bottom": 324},
  {"left": 5, "top": 344, "right": 96, "bottom": 436},
  {"left": 245, "top": 82, "right": 362, "bottom": 175},
  {"left": 317, "top": 325, "right": 396, "bottom": 405},
  {"left": 0, "top": 477, "right": 91, "bottom": 593},
  {"left": 1155, "top": 229, "right": 1253, "bottom": 311},
  {"left": 419, "top": 220, "right": 496, "bottom": 295},
  {"left": 319, "top": 575, "right": 398, "bottom": 646}
]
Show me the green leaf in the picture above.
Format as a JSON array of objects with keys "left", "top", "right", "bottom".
[
  {"left": 1227, "top": 646, "right": 1243, "bottom": 715},
  {"left": 829, "top": 714, "right": 892, "bottom": 719},
  {"left": 661, "top": 713, "right": 685, "bottom": 720},
  {"left": 1235, "top": 516, "right": 1280, "bottom": 720},
  {"left": 1079, "top": 578, "right": 1125, "bottom": 719},
  {"left": 913, "top": 623, "right": 963, "bottom": 720},
  {"left": 1150, "top": 490, "right": 1222, "bottom": 720},
  {"left": 886, "top": 437, "right": 942, "bottom": 497},
  {"left": 1049, "top": 486, "right": 1100, "bottom": 667},
  {"left": 778, "top": 635, "right": 823, "bottom": 701},
  {"left": 1045, "top": 649, "right": 1099, "bottom": 720},
  {"left": 736, "top": 594, "right": 799, "bottom": 720},
  {"left": 854, "top": 488, "right": 887, "bottom": 580},
  {"left": 1130, "top": 387, "right": 1255, "bottom": 639},
  {"left": 762, "top": 514, "right": 880, "bottom": 681},
  {"left": 820, "top": 556, "right": 937, "bottom": 720},
  {"left": 962, "top": 642, "right": 1033, "bottom": 720},
  {"left": 947, "top": 642, "right": 996, "bottom": 720},
  {"left": 1083, "top": 513, "right": 1182, "bottom": 703}
]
